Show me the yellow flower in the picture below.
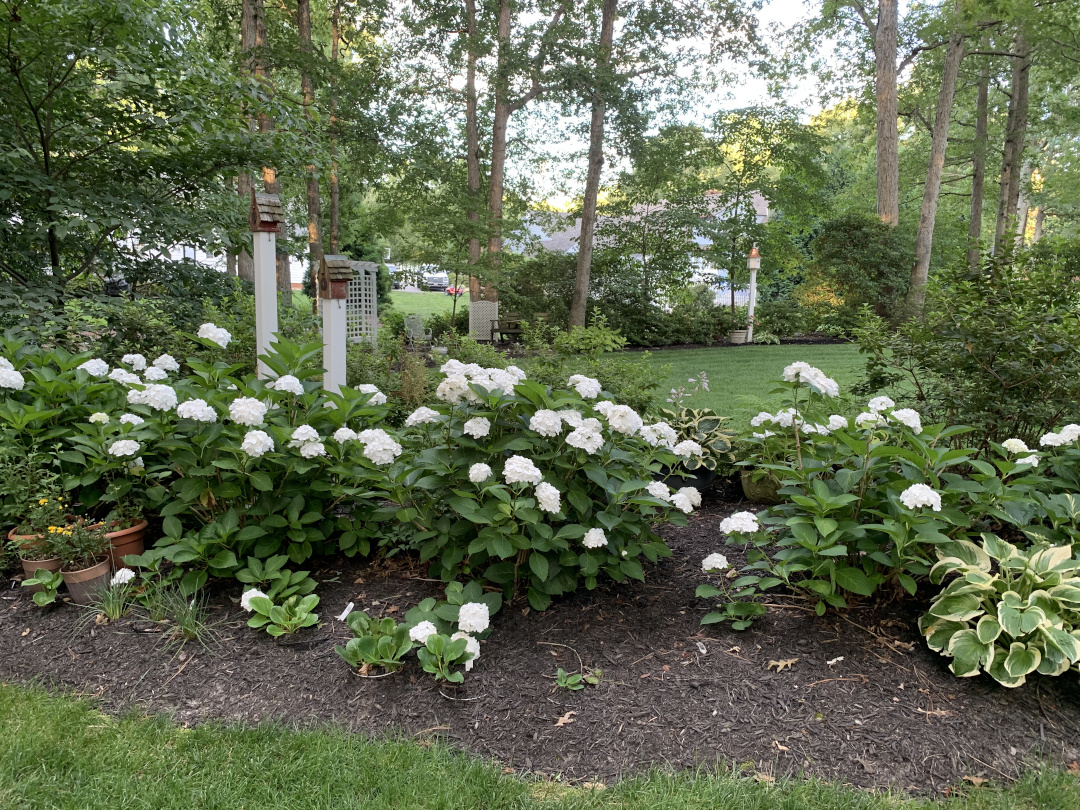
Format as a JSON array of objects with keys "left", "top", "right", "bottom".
[{"left": 39, "top": 498, "right": 48, "bottom": 505}]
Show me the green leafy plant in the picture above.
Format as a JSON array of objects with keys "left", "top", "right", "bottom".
[
  {"left": 920, "top": 536, "right": 1080, "bottom": 687},
  {"left": 235, "top": 555, "right": 318, "bottom": 601},
  {"left": 415, "top": 634, "right": 475, "bottom": 683},
  {"left": 335, "top": 611, "right": 413, "bottom": 672},
  {"left": 245, "top": 593, "right": 320, "bottom": 637},
  {"left": 554, "top": 667, "right": 602, "bottom": 691},
  {"left": 52, "top": 521, "right": 109, "bottom": 571},
  {"left": 22, "top": 568, "right": 64, "bottom": 607},
  {"left": 658, "top": 407, "right": 736, "bottom": 471}
]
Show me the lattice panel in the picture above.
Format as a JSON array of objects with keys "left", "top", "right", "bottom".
[
  {"left": 346, "top": 261, "right": 379, "bottom": 344},
  {"left": 469, "top": 298, "right": 499, "bottom": 342}
]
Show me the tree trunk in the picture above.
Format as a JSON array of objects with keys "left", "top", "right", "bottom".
[
  {"left": 298, "top": 0, "right": 323, "bottom": 287},
  {"left": 907, "top": 29, "right": 965, "bottom": 316},
  {"left": 1032, "top": 206, "right": 1045, "bottom": 242},
  {"left": 875, "top": 0, "right": 900, "bottom": 226},
  {"left": 237, "top": 0, "right": 257, "bottom": 283},
  {"left": 484, "top": 0, "right": 513, "bottom": 293},
  {"left": 465, "top": 0, "right": 485, "bottom": 300},
  {"left": 1014, "top": 157, "right": 1031, "bottom": 246},
  {"left": 329, "top": 0, "right": 341, "bottom": 254},
  {"left": 993, "top": 32, "right": 1031, "bottom": 255},
  {"left": 569, "top": 0, "right": 616, "bottom": 328},
  {"left": 967, "top": 61, "right": 988, "bottom": 269}
]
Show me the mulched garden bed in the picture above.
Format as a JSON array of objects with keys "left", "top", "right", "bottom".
[{"left": 3, "top": 485, "right": 1079, "bottom": 793}]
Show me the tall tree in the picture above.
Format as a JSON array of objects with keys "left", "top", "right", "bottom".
[
  {"left": 967, "top": 61, "right": 989, "bottom": 268},
  {"left": 235, "top": 0, "right": 258, "bottom": 283},
  {"left": 872, "top": 0, "right": 900, "bottom": 226},
  {"left": 297, "top": 0, "right": 323, "bottom": 286},
  {"left": 992, "top": 31, "right": 1031, "bottom": 255}
]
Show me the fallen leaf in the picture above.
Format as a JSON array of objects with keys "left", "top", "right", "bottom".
[
  {"left": 94, "top": 614, "right": 108, "bottom": 626},
  {"left": 581, "top": 781, "right": 606, "bottom": 790},
  {"left": 772, "top": 741, "right": 789, "bottom": 752},
  {"left": 21, "top": 628, "right": 30, "bottom": 637},
  {"left": 1066, "top": 761, "right": 1079, "bottom": 774},
  {"left": 753, "top": 772, "right": 775, "bottom": 783},
  {"left": 767, "top": 658, "right": 798, "bottom": 673},
  {"left": 385, "top": 606, "right": 399, "bottom": 614},
  {"left": 555, "top": 711, "right": 576, "bottom": 727},
  {"left": 502, "top": 767, "right": 515, "bottom": 775},
  {"left": 962, "top": 775, "right": 988, "bottom": 787},
  {"left": 352, "top": 577, "right": 364, "bottom": 584},
  {"left": 696, "top": 641, "right": 708, "bottom": 655}
]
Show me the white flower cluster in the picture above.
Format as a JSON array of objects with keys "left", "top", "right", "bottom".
[
  {"left": 409, "top": 620, "right": 438, "bottom": 644},
  {"left": 672, "top": 486, "right": 701, "bottom": 514},
  {"left": 110, "top": 368, "right": 140, "bottom": 385},
  {"left": 143, "top": 367, "right": 169, "bottom": 381},
  {"left": 78, "top": 358, "right": 110, "bottom": 377},
  {"left": 457, "top": 602, "right": 490, "bottom": 634},
  {"left": 110, "top": 568, "right": 135, "bottom": 587},
  {"left": 119, "top": 413, "right": 144, "bottom": 425},
  {"left": 889, "top": 408, "right": 922, "bottom": 434},
  {"left": 702, "top": 553, "right": 729, "bottom": 572},
  {"left": 1002, "top": 438, "right": 1029, "bottom": 453},
  {"left": 452, "top": 631, "right": 481, "bottom": 671},
  {"left": 529, "top": 409, "right": 563, "bottom": 438},
  {"left": 405, "top": 406, "right": 440, "bottom": 426},
  {"left": 583, "top": 527, "right": 607, "bottom": 548},
  {"left": 463, "top": 416, "right": 491, "bottom": 438},
  {"left": 603, "top": 404, "right": 644, "bottom": 437},
  {"left": 108, "top": 439, "right": 141, "bottom": 457},
  {"left": 270, "top": 375, "right": 305, "bottom": 396},
  {"left": 568, "top": 374, "right": 603, "bottom": 399},
  {"left": 673, "top": 440, "right": 703, "bottom": 459},
  {"left": 230, "top": 397, "right": 268, "bottom": 426},
  {"left": 0, "top": 361, "right": 24, "bottom": 390},
  {"left": 288, "top": 425, "right": 325, "bottom": 458},
  {"left": 241, "top": 430, "right": 275, "bottom": 458},
  {"left": 719, "top": 511, "right": 759, "bottom": 535},
  {"left": 358, "top": 428, "right": 402, "bottom": 465},
  {"left": 153, "top": 354, "right": 180, "bottom": 372},
  {"left": 782, "top": 362, "right": 839, "bottom": 397},
  {"left": 89, "top": 412, "right": 109, "bottom": 424},
  {"left": 899, "top": 483, "right": 942, "bottom": 512},
  {"left": 535, "top": 481, "right": 561, "bottom": 513},
  {"left": 241, "top": 588, "right": 267, "bottom": 611},
  {"left": 333, "top": 426, "right": 358, "bottom": 443},
  {"left": 128, "top": 384, "right": 177, "bottom": 411},
  {"left": 751, "top": 407, "right": 846, "bottom": 438},
  {"left": 639, "top": 422, "right": 678, "bottom": 448},
  {"left": 357, "top": 384, "right": 387, "bottom": 405},
  {"left": 469, "top": 462, "right": 492, "bottom": 483},
  {"left": 503, "top": 455, "right": 542, "bottom": 485},
  {"left": 197, "top": 322, "right": 232, "bottom": 348},
  {"left": 122, "top": 353, "right": 147, "bottom": 370},
  {"left": 566, "top": 417, "right": 605, "bottom": 454},
  {"left": 436, "top": 361, "right": 526, "bottom": 404},
  {"left": 1040, "top": 424, "right": 1080, "bottom": 447},
  {"left": 177, "top": 399, "right": 217, "bottom": 423}
]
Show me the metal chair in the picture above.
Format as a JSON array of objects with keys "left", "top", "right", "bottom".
[{"left": 403, "top": 314, "right": 433, "bottom": 346}]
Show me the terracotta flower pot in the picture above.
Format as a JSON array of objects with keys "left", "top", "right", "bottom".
[
  {"left": 105, "top": 519, "right": 148, "bottom": 570},
  {"left": 7, "top": 526, "right": 46, "bottom": 558},
  {"left": 61, "top": 557, "right": 111, "bottom": 605},
  {"left": 20, "top": 556, "right": 63, "bottom": 594},
  {"left": 740, "top": 469, "right": 783, "bottom": 504}
]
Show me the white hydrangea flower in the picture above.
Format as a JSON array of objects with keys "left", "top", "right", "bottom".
[
  {"left": 783, "top": 362, "right": 839, "bottom": 397},
  {"left": 288, "top": 425, "right": 320, "bottom": 448},
  {"left": 702, "top": 553, "right": 729, "bottom": 572},
  {"left": 677, "top": 486, "right": 702, "bottom": 507},
  {"left": 1017, "top": 455, "right": 1040, "bottom": 467},
  {"left": 503, "top": 455, "right": 542, "bottom": 485},
  {"left": 1002, "top": 438, "right": 1029, "bottom": 454},
  {"left": 333, "top": 427, "right": 358, "bottom": 443},
  {"left": 535, "top": 481, "right": 561, "bottom": 513},
  {"left": 299, "top": 441, "right": 326, "bottom": 459},
  {"left": 647, "top": 481, "right": 671, "bottom": 502},
  {"left": 409, "top": 620, "right": 438, "bottom": 644},
  {"left": 121, "top": 353, "right": 147, "bottom": 371},
  {"left": 1040, "top": 432, "right": 1066, "bottom": 447},
  {"left": 119, "top": 413, "right": 144, "bottom": 426},
  {"left": 640, "top": 422, "right": 678, "bottom": 448},
  {"left": 89, "top": 412, "right": 109, "bottom": 424},
  {"left": 671, "top": 492, "right": 695, "bottom": 513},
  {"left": 451, "top": 631, "right": 481, "bottom": 671},
  {"left": 1060, "top": 424, "right": 1080, "bottom": 443},
  {"left": 582, "top": 528, "right": 608, "bottom": 548},
  {"left": 108, "top": 439, "right": 140, "bottom": 457},
  {"left": 109, "top": 368, "right": 141, "bottom": 385},
  {"left": 357, "top": 383, "right": 387, "bottom": 405},
  {"left": 868, "top": 396, "right": 895, "bottom": 414},
  {"left": 152, "top": 354, "right": 180, "bottom": 372},
  {"left": 827, "top": 415, "right": 849, "bottom": 431},
  {"left": 899, "top": 483, "right": 942, "bottom": 512},
  {"left": 270, "top": 375, "right": 305, "bottom": 396},
  {"left": 593, "top": 400, "right": 616, "bottom": 417},
  {"left": 800, "top": 423, "right": 819, "bottom": 435},
  {"left": 856, "top": 411, "right": 886, "bottom": 428},
  {"left": 565, "top": 425, "right": 604, "bottom": 454},
  {"left": 436, "top": 374, "right": 470, "bottom": 404},
  {"left": 197, "top": 322, "right": 232, "bottom": 348},
  {"left": 752, "top": 431, "right": 776, "bottom": 439},
  {"left": 487, "top": 368, "right": 520, "bottom": 392},
  {"left": 230, "top": 397, "right": 268, "bottom": 426},
  {"left": 673, "top": 440, "right": 703, "bottom": 459},
  {"left": 176, "top": 399, "right": 216, "bottom": 423},
  {"left": 143, "top": 366, "right": 169, "bottom": 381},
  {"left": 569, "top": 374, "right": 602, "bottom": 399},
  {"left": 719, "top": 511, "right": 759, "bottom": 534},
  {"left": 126, "top": 456, "right": 145, "bottom": 474},
  {"left": 889, "top": 408, "right": 922, "bottom": 434},
  {"left": 0, "top": 357, "right": 11, "bottom": 370},
  {"left": 469, "top": 462, "right": 492, "bottom": 483},
  {"left": 241, "top": 588, "right": 267, "bottom": 612},
  {"left": 241, "top": 430, "right": 274, "bottom": 458},
  {"left": 358, "top": 428, "right": 402, "bottom": 465},
  {"left": 529, "top": 409, "right": 563, "bottom": 437},
  {"left": 559, "top": 409, "right": 585, "bottom": 428},
  {"left": 457, "top": 602, "right": 490, "bottom": 634},
  {"left": 142, "top": 384, "right": 177, "bottom": 412},
  {"left": 405, "top": 406, "right": 440, "bottom": 426},
  {"left": 0, "top": 367, "right": 25, "bottom": 390},
  {"left": 463, "top": 417, "right": 491, "bottom": 439},
  {"left": 110, "top": 568, "right": 136, "bottom": 587},
  {"left": 750, "top": 411, "right": 774, "bottom": 427},
  {"left": 604, "top": 404, "right": 643, "bottom": 437},
  {"left": 506, "top": 365, "right": 527, "bottom": 382},
  {"left": 440, "top": 359, "right": 465, "bottom": 375},
  {"left": 77, "top": 358, "right": 109, "bottom": 377},
  {"left": 770, "top": 408, "right": 796, "bottom": 428}
]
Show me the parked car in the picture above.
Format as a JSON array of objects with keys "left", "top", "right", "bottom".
[
  {"left": 445, "top": 285, "right": 466, "bottom": 297},
  {"left": 424, "top": 272, "right": 449, "bottom": 292}
]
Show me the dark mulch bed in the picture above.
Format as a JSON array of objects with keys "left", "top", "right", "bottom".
[{"left": 3, "top": 485, "right": 1079, "bottom": 792}]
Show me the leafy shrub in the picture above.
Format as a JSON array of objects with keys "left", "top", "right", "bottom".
[
  {"left": 657, "top": 408, "right": 736, "bottom": 471},
  {"left": 197, "top": 290, "right": 321, "bottom": 374}
]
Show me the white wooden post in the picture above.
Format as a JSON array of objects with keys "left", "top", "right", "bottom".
[
  {"left": 746, "top": 246, "right": 761, "bottom": 344},
  {"left": 249, "top": 192, "right": 285, "bottom": 377},
  {"left": 322, "top": 299, "right": 347, "bottom": 394}
]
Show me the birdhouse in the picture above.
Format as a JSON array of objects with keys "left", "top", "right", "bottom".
[
  {"left": 249, "top": 191, "right": 285, "bottom": 233},
  {"left": 318, "top": 255, "right": 354, "bottom": 300}
]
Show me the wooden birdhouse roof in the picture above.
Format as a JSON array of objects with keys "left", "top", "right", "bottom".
[
  {"left": 250, "top": 191, "right": 285, "bottom": 231},
  {"left": 321, "top": 255, "right": 354, "bottom": 282}
]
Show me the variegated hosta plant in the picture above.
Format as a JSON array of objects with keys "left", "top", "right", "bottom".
[
  {"left": 920, "top": 534, "right": 1080, "bottom": 687},
  {"left": 657, "top": 408, "right": 736, "bottom": 472}
]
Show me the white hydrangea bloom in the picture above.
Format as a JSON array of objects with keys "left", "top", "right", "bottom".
[
  {"left": 78, "top": 358, "right": 109, "bottom": 377},
  {"left": 469, "top": 462, "right": 492, "bottom": 483},
  {"left": 1002, "top": 438, "right": 1029, "bottom": 453},
  {"left": 0, "top": 367, "right": 24, "bottom": 390},
  {"left": 1017, "top": 455, "right": 1040, "bottom": 467},
  {"left": 333, "top": 427, "right": 358, "bottom": 443},
  {"left": 800, "top": 423, "right": 819, "bottom": 435},
  {"left": 405, "top": 406, "right": 440, "bottom": 426},
  {"left": 646, "top": 481, "right": 671, "bottom": 502},
  {"left": 593, "top": 400, "right": 616, "bottom": 417},
  {"left": 856, "top": 411, "right": 886, "bottom": 428},
  {"left": 175, "top": 399, "right": 215, "bottom": 423},
  {"left": 0, "top": 357, "right": 11, "bottom": 370},
  {"left": 197, "top": 322, "right": 232, "bottom": 348},
  {"left": 358, "top": 428, "right": 402, "bottom": 465},
  {"left": 436, "top": 374, "right": 470, "bottom": 404},
  {"left": 771, "top": 408, "right": 797, "bottom": 428},
  {"left": 241, "top": 588, "right": 267, "bottom": 612},
  {"left": 1040, "top": 432, "right": 1066, "bottom": 447},
  {"left": 299, "top": 441, "right": 326, "bottom": 459},
  {"left": 529, "top": 409, "right": 563, "bottom": 437},
  {"left": 719, "top": 511, "right": 759, "bottom": 534},
  {"left": 110, "top": 568, "right": 136, "bottom": 587},
  {"left": 143, "top": 366, "right": 169, "bottom": 381},
  {"left": 889, "top": 408, "right": 922, "bottom": 434},
  {"left": 109, "top": 368, "right": 141, "bottom": 385},
  {"left": 152, "top": 354, "right": 180, "bottom": 372},
  {"left": 559, "top": 409, "right": 585, "bottom": 428},
  {"left": 673, "top": 440, "right": 703, "bottom": 459},
  {"left": 451, "top": 631, "right": 481, "bottom": 671},
  {"left": 126, "top": 456, "right": 145, "bottom": 474},
  {"left": 119, "top": 413, "right": 145, "bottom": 425},
  {"left": 506, "top": 365, "right": 527, "bottom": 382},
  {"left": 503, "top": 455, "right": 542, "bottom": 485},
  {"left": 357, "top": 384, "right": 387, "bottom": 405},
  {"left": 535, "top": 481, "right": 561, "bottom": 513},
  {"left": 899, "top": 483, "right": 942, "bottom": 512},
  {"left": 409, "top": 620, "right": 438, "bottom": 645},
  {"left": 702, "top": 553, "right": 729, "bottom": 572},
  {"left": 1060, "top": 424, "right": 1080, "bottom": 443},
  {"left": 440, "top": 359, "right": 465, "bottom": 375},
  {"left": 288, "top": 425, "right": 320, "bottom": 448},
  {"left": 752, "top": 431, "right": 776, "bottom": 439},
  {"left": 271, "top": 375, "right": 305, "bottom": 396},
  {"left": 566, "top": 425, "right": 604, "bottom": 454},
  {"left": 487, "top": 368, "right": 519, "bottom": 392},
  {"left": 463, "top": 416, "right": 491, "bottom": 439},
  {"left": 108, "top": 439, "right": 140, "bottom": 457},
  {"left": 241, "top": 430, "right": 275, "bottom": 458},
  {"left": 582, "top": 528, "right": 608, "bottom": 548},
  {"left": 89, "top": 412, "right": 109, "bottom": 424},
  {"left": 783, "top": 362, "right": 839, "bottom": 397},
  {"left": 142, "top": 384, "right": 177, "bottom": 412},
  {"left": 827, "top": 414, "right": 849, "bottom": 431},
  {"left": 677, "top": 486, "right": 702, "bottom": 507},
  {"left": 750, "top": 411, "right": 774, "bottom": 427},
  {"left": 671, "top": 492, "right": 695, "bottom": 513},
  {"left": 640, "top": 422, "right": 678, "bottom": 448},
  {"left": 605, "top": 404, "right": 643, "bottom": 437},
  {"left": 121, "top": 353, "right": 147, "bottom": 370},
  {"left": 868, "top": 396, "right": 895, "bottom": 414},
  {"left": 230, "top": 397, "right": 268, "bottom": 426},
  {"left": 569, "top": 374, "right": 603, "bottom": 399},
  {"left": 457, "top": 602, "right": 490, "bottom": 634}
]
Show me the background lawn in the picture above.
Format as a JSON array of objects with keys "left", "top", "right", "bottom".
[
  {"left": 1, "top": 685, "right": 1076, "bottom": 810},
  {"left": 649, "top": 343, "right": 866, "bottom": 429},
  {"left": 390, "top": 290, "right": 470, "bottom": 319}
]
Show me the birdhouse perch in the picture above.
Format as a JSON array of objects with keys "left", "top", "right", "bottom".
[
  {"left": 249, "top": 191, "right": 285, "bottom": 234},
  {"left": 319, "top": 255, "right": 354, "bottom": 300}
]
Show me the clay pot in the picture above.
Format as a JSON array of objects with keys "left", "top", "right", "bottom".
[
  {"left": 61, "top": 557, "right": 111, "bottom": 605},
  {"left": 740, "top": 469, "right": 784, "bottom": 504},
  {"left": 20, "top": 556, "right": 63, "bottom": 594},
  {"left": 729, "top": 329, "right": 748, "bottom": 345},
  {"left": 105, "top": 519, "right": 148, "bottom": 569},
  {"left": 7, "top": 526, "right": 46, "bottom": 558}
]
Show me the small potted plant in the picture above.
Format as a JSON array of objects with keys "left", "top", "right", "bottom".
[
  {"left": 658, "top": 407, "right": 737, "bottom": 491},
  {"left": 53, "top": 522, "right": 112, "bottom": 605},
  {"left": 6, "top": 494, "right": 68, "bottom": 591},
  {"left": 101, "top": 500, "right": 148, "bottom": 570}
]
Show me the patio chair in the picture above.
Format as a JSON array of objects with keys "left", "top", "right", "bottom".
[{"left": 404, "top": 314, "right": 433, "bottom": 346}]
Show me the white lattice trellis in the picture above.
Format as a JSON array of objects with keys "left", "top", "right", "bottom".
[
  {"left": 469, "top": 298, "right": 498, "bottom": 342},
  {"left": 346, "top": 261, "right": 379, "bottom": 343}
]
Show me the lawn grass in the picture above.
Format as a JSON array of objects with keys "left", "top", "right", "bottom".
[
  {"left": 1, "top": 685, "right": 1077, "bottom": 810},
  {"left": 389, "top": 290, "right": 470, "bottom": 319},
  {"left": 650, "top": 343, "right": 867, "bottom": 430}
]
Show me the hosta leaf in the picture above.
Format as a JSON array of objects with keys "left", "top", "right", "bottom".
[
  {"left": 1003, "top": 642, "right": 1041, "bottom": 678},
  {"left": 1028, "top": 545, "right": 1074, "bottom": 574},
  {"left": 947, "top": 629, "right": 991, "bottom": 677},
  {"left": 928, "top": 593, "right": 983, "bottom": 622},
  {"left": 1041, "top": 626, "right": 1080, "bottom": 663},
  {"left": 986, "top": 649, "right": 1026, "bottom": 687},
  {"left": 976, "top": 615, "right": 1002, "bottom": 644},
  {"left": 997, "top": 603, "right": 1024, "bottom": 638}
]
